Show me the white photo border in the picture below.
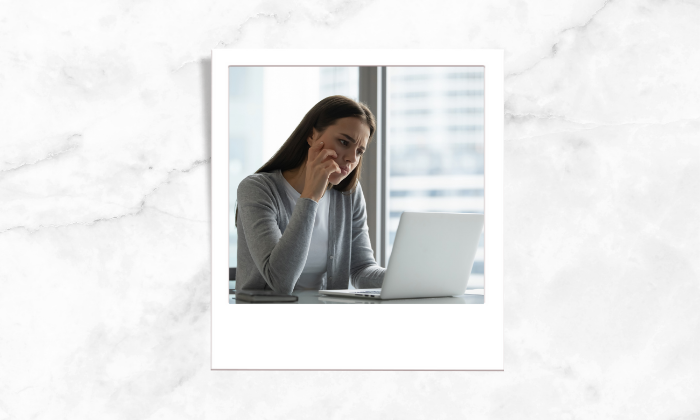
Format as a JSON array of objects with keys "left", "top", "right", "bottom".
[{"left": 212, "top": 49, "right": 503, "bottom": 370}]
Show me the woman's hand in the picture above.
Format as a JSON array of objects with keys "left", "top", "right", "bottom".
[{"left": 300, "top": 141, "right": 340, "bottom": 202}]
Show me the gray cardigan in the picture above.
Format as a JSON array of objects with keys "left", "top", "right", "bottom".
[{"left": 235, "top": 169, "right": 386, "bottom": 294}]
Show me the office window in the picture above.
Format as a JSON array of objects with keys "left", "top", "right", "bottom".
[
  {"left": 229, "top": 67, "right": 359, "bottom": 268},
  {"left": 386, "top": 66, "right": 485, "bottom": 287}
]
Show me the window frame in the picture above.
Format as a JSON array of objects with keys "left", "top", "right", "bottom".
[{"left": 357, "top": 66, "right": 389, "bottom": 267}]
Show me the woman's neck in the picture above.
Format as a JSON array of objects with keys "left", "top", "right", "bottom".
[
  {"left": 282, "top": 164, "right": 327, "bottom": 198},
  {"left": 282, "top": 164, "right": 306, "bottom": 195}
]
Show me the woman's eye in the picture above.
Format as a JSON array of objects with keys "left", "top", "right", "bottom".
[{"left": 339, "top": 138, "right": 363, "bottom": 155}]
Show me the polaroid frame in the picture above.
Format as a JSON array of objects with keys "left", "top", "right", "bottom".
[{"left": 211, "top": 49, "right": 503, "bottom": 370}]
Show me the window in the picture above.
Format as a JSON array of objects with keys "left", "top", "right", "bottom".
[{"left": 385, "top": 66, "right": 485, "bottom": 287}]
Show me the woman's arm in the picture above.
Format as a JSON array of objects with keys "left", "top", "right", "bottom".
[
  {"left": 349, "top": 183, "right": 386, "bottom": 289},
  {"left": 237, "top": 176, "right": 317, "bottom": 294}
]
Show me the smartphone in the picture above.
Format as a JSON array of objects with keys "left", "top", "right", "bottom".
[{"left": 234, "top": 290, "right": 299, "bottom": 303}]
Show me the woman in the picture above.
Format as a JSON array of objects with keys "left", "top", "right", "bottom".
[{"left": 234, "top": 95, "right": 386, "bottom": 294}]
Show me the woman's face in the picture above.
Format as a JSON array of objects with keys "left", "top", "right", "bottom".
[{"left": 308, "top": 117, "right": 370, "bottom": 185}]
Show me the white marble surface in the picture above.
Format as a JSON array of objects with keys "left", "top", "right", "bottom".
[{"left": 1, "top": 0, "right": 698, "bottom": 418}]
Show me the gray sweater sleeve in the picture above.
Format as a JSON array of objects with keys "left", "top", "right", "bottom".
[
  {"left": 236, "top": 176, "right": 318, "bottom": 294},
  {"left": 349, "top": 183, "right": 386, "bottom": 289}
]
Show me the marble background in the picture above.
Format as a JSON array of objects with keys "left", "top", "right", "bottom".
[{"left": 1, "top": 0, "right": 698, "bottom": 418}]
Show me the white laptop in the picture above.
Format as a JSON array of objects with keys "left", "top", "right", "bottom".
[{"left": 319, "top": 212, "right": 484, "bottom": 300}]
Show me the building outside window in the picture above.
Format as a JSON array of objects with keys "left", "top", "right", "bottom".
[{"left": 386, "top": 67, "right": 485, "bottom": 286}]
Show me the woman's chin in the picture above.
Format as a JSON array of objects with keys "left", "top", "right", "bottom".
[{"left": 329, "top": 173, "right": 345, "bottom": 185}]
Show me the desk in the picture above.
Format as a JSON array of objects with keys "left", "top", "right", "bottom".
[{"left": 229, "top": 289, "right": 485, "bottom": 304}]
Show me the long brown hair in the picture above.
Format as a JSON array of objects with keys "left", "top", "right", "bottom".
[{"left": 235, "top": 95, "right": 376, "bottom": 228}]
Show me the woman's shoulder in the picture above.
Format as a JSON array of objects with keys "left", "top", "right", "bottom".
[
  {"left": 240, "top": 170, "right": 277, "bottom": 184},
  {"left": 237, "top": 171, "right": 280, "bottom": 199}
]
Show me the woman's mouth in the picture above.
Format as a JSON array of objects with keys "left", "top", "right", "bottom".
[{"left": 340, "top": 167, "right": 349, "bottom": 175}]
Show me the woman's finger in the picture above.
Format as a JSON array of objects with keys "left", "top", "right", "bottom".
[
  {"left": 308, "top": 141, "right": 324, "bottom": 161},
  {"left": 316, "top": 149, "right": 338, "bottom": 163},
  {"left": 325, "top": 160, "right": 341, "bottom": 175}
]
